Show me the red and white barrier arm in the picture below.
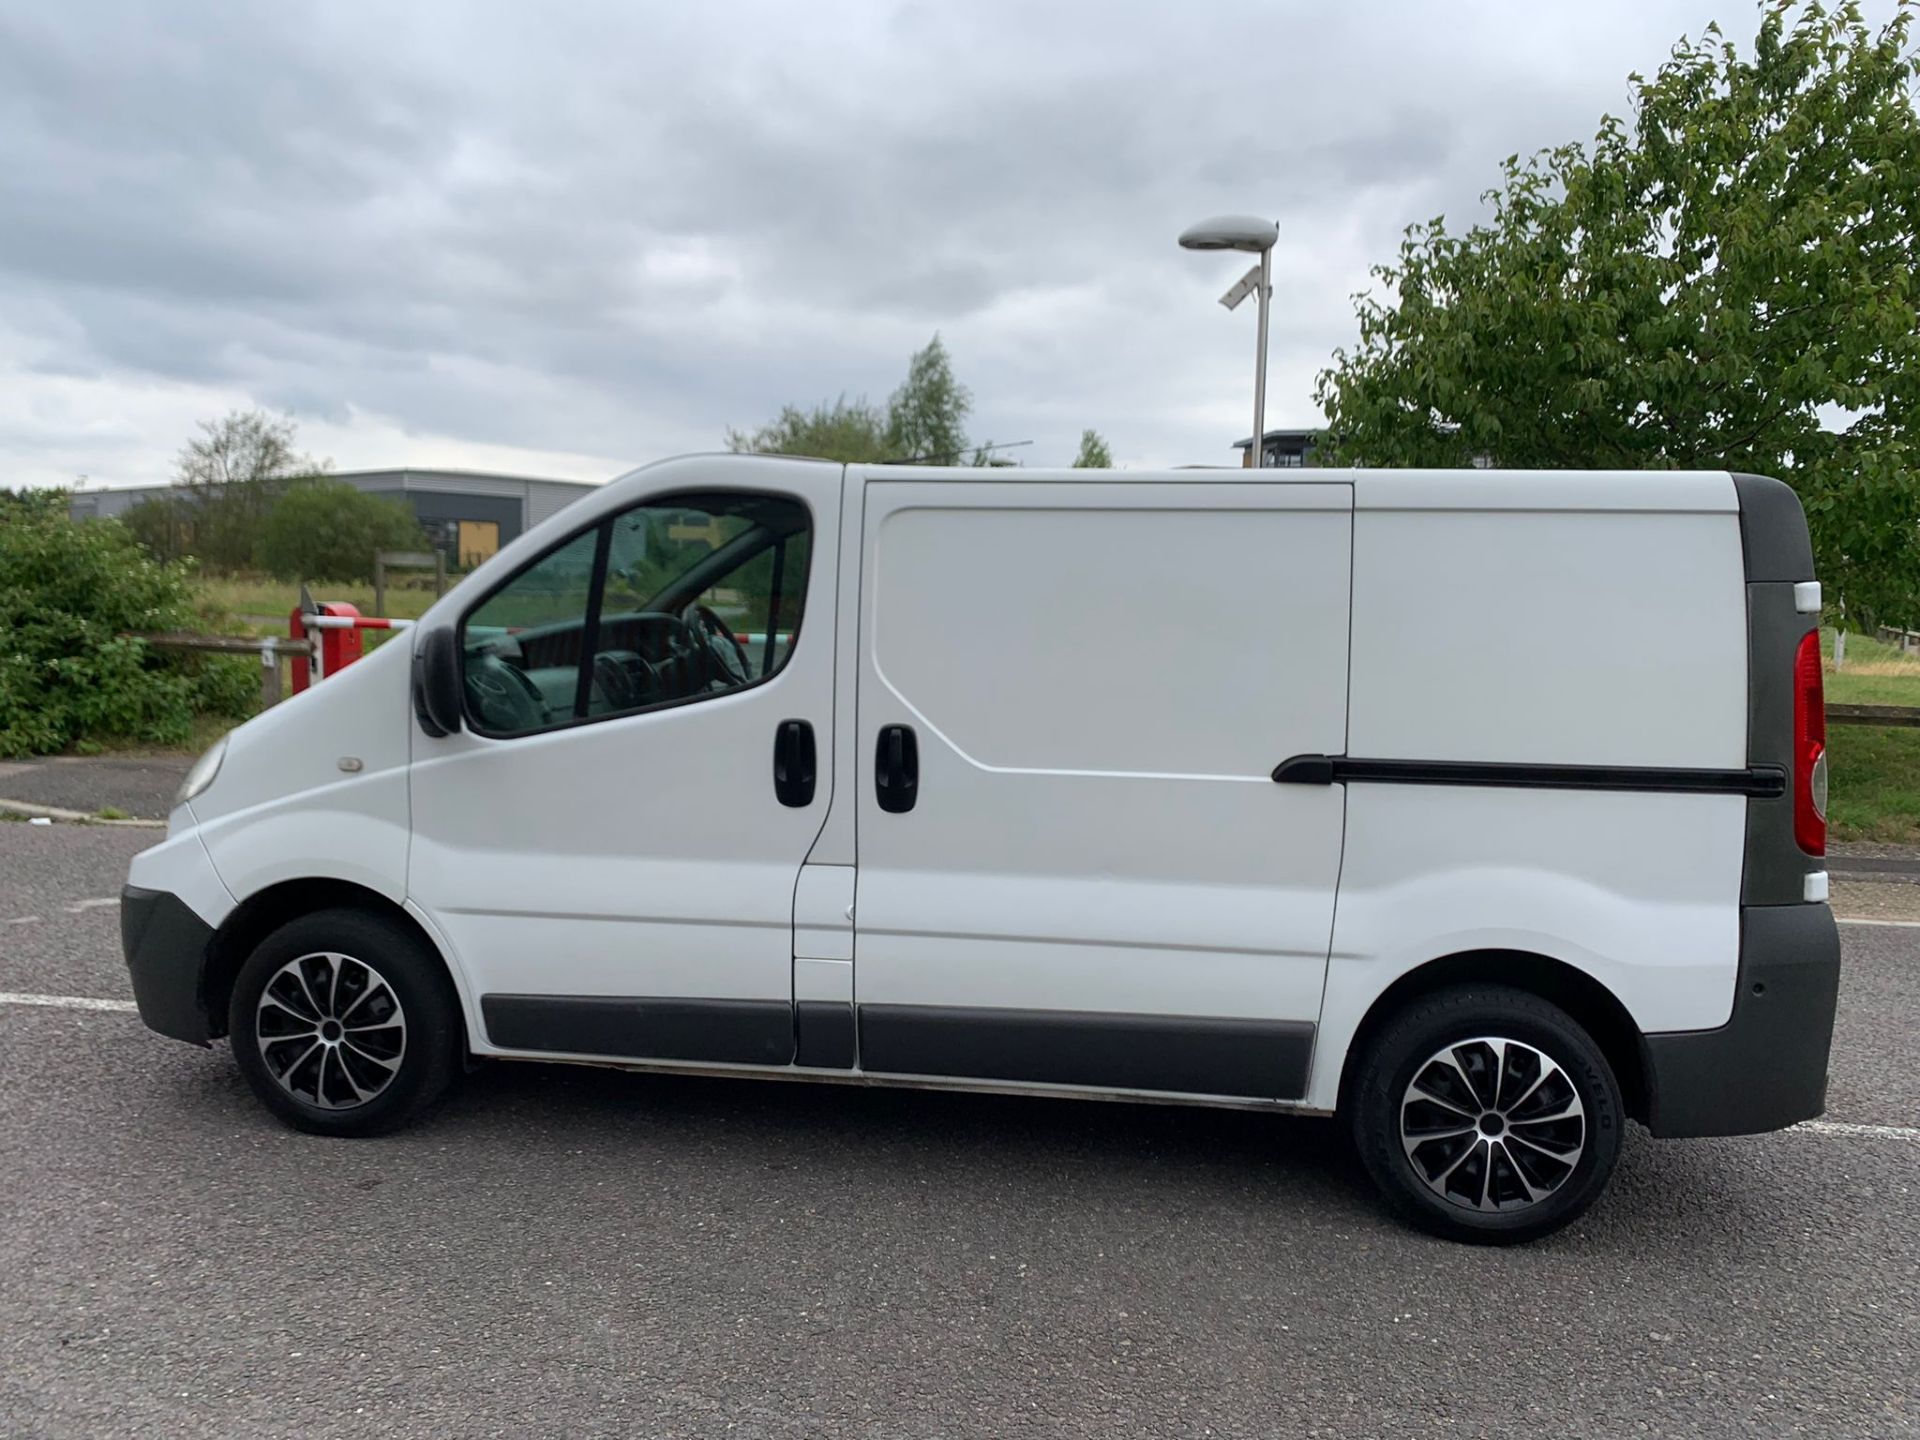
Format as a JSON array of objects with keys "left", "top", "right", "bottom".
[{"left": 301, "top": 615, "right": 416, "bottom": 631}]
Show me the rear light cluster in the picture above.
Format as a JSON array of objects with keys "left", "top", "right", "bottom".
[{"left": 1793, "top": 629, "right": 1827, "bottom": 855}]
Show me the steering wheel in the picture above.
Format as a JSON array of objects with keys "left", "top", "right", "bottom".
[
  {"left": 591, "top": 651, "right": 660, "bottom": 712},
  {"left": 683, "top": 603, "right": 752, "bottom": 687},
  {"left": 464, "top": 652, "right": 549, "bottom": 733}
]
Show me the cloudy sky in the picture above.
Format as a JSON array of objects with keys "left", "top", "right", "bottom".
[{"left": 0, "top": 0, "right": 1872, "bottom": 489}]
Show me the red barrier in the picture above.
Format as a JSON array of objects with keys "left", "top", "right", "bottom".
[{"left": 288, "top": 602, "right": 366, "bottom": 694}]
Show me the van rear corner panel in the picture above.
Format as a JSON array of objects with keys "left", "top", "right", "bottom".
[
  {"left": 1730, "top": 472, "right": 1825, "bottom": 907},
  {"left": 1325, "top": 474, "right": 1757, "bottom": 1046}
]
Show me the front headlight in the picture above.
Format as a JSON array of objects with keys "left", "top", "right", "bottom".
[{"left": 175, "top": 735, "right": 229, "bottom": 808}]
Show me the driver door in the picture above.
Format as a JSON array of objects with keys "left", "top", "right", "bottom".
[{"left": 408, "top": 461, "right": 839, "bottom": 1067}]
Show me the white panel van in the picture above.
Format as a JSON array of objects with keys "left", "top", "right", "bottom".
[{"left": 121, "top": 457, "right": 1840, "bottom": 1243}]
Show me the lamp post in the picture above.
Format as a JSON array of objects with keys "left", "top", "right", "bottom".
[{"left": 1179, "top": 215, "right": 1279, "bottom": 467}]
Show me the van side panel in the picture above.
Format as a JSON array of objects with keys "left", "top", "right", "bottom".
[
  {"left": 1311, "top": 491, "right": 1751, "bottom": 1111},
  {"left": 1346, "top": 508, "right": 1747, "bottom": 767}
]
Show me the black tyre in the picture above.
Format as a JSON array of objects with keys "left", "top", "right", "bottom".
[
  {"left": 228, "top": 907, "right": 463, "bottom": 1137},
  {"left": 1348, "top": 984, "right": 1623, "bottom": 1245}
]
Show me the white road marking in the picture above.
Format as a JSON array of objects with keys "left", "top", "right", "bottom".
[
  {"left": 1795, "top": 1119, "right": 1920, "bottom": 1142},
  {"left": 61, "top": 898, "right": 119, "bottom": 914},
  {"left": 1835, "top": 917, "right": 1920, "bottom": 929},
  {"left": 0, "top": 991, "right": 137, "bottom": 1012},
  {"left": 4, "top": 916, "right": 39, "bottom": 926}
]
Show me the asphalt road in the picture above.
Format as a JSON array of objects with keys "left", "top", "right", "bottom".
[
  {"left": 1, "top": 823, "right": 1916, "bottom": 1438},
  {"left": 0, "top": 756, "right": 191, "bottom": 822}
]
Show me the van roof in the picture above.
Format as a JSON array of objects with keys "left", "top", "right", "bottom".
[
  {"left": 852, "top": 463, "right": 1741, "bottom": 514},
  {"left": 603, "top": 453, "right": 1742, "bottom": 515}
]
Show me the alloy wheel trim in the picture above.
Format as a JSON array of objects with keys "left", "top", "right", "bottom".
[
  {"left": 1399, "top": 1035, "right": 1587, "bottom": 1213},
  {"left": 254, "top": 951, "right": 408, "bottom": 1110}
]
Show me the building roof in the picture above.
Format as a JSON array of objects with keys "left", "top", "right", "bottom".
[
  {"left": 72, "top": 466, "right": 601, "bottom": 496},
  {"left": 1232, "top": 427, "right": 1326, "bottom": 451}
]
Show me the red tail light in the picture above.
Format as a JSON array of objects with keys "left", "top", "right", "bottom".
[{"left": 1793, "top": 629, "right": 1827, "bottom": 855}]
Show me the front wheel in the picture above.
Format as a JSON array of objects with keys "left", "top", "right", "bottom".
[
  {"left": 1348, "top": 985, "right": 1623, "bottom": 1244},
  {"left": 229, "top": 908, "right": 463, "bottom": 1137}
]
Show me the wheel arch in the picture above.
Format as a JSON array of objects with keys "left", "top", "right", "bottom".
[
  {"left": 203, "top": 878, "right": 459, "bottom": 1042},
  {"left": 1336, "top": 949, "right": 1650, "bottom": 1124}
]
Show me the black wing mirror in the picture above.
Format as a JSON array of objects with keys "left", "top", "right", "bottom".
[{"left": 412, "top": 627, "right": 464, "bottom": 737}]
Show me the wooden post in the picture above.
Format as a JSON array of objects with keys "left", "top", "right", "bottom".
[
  {"left": 373, "top": 549, "right": 447, "bottom": 611},
  {"left": 1834, "top": 629, "right": 1846, "bottom": 670},
  {"left": 258, "top": 637, "right": 283, "bottom": 710}
]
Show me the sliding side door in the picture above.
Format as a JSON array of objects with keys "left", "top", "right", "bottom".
[{"left": 851, "top": 478, "right": 1352, "bottom": 1100}]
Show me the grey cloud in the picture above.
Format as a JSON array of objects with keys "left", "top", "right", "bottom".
[{"left": 0, "top": 0, "right": 1857, "bottom": 484}]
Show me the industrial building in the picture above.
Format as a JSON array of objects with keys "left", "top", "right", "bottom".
[
  {"left": 69, "top": 467, "right": 603, "bottom": 568},
  {"left": 1232, "top": 427, "right": 1325, "bottom": 468}
]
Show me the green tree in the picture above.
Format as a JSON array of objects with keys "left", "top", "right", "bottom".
[
  {"left": 122, "top": 493, "right": 194, "bottom": 563},
  {"left": 175, "top": 410, "right": 328, "bottom": 572},
  {"left": 0, "top": 490, "right": 254, "bottom": 757},
  {"left": 725, "top": 395, "right": 890, "bottom": 462},
  {"left": 729, "top": 335, "right": 982, "bottom": 465},
  {"left": 257, "top": 480, "right": 427, "bottom": 583},
  {"left": 885, "top": 334, "right": 973, "bottom": 463},
  {"left": 1071, "top": 429, "right": 1113, "bottom": 468},
  {"left": 1315, "top": 2, "right": 1920, "bottom": 628}
]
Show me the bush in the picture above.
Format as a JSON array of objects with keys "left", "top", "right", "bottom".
[
  {"left": 0, "top": 489, "right": 255, "bottom": 757},
  {"left": 258, "top": 480, "right": 427, "bottom": 584}
]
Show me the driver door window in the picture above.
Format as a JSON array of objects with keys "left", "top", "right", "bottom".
[{"left": 462, "top": 492, "right": 811, "bottom": 737}]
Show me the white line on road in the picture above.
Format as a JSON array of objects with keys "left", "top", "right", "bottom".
[
  {"left": 1796, "top": 1119, "right": 1920, "bottom": 1142},
  {"left": 1835, "top": 917, "right": 1920, "bottom": 929},
  {"left": 4, "top": 916, "right": 39, "bottom": 926},
  {"left": 62, "top": 898, "right": 119, "bottom": 914},
  {"left": 0, "top": 991, "right": 137, "bottom": 1012}
]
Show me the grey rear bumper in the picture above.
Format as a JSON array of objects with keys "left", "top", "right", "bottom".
[{"left": 1642, "top": 903, "right": 1840, "bottom": 1138}]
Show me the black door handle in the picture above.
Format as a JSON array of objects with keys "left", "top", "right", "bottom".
[
  {"left": 875, "top": 723, "right": 918, "bottom": 813},
  {"left": 773, "top": 719, "right": 816, "bottom": 807}
]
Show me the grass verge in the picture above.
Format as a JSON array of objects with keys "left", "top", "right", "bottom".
[
  {"left": 1826, "top": 724, "right": 1920, "bottom": 845},
  {"left": 1825, "top": 629, "right": 1920, "bottom": 707},
  {"left": 194, "top": 575, "right": 448, "bottom": 626}
]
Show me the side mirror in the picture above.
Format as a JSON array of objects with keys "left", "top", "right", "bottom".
[{"left": 412, "top": 627, "right": 464, "bottom": 737}]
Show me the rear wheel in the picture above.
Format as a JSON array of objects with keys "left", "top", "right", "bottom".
[
  {"left": 229, "top": 908, "right": 462, "bottom": 1137},
  {"left": 1348, "top": 985, "right": 1623, "bottom": 1244}
]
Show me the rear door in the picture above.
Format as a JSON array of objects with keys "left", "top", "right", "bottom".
[{"left": 850, "top": 477, "right": 1352, "bottom": 1099}]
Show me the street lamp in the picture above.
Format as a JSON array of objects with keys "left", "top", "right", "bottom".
[{"left": 1179, "top": 215, "right": 1279, "bottom": 467}]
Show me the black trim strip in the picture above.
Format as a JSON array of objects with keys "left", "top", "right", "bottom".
[
  {"left": 1731, "top": 472, "right": 1815, "bottom": 584},
  {"left": 857, "top": 1004, "right": 1314, "bottom": 1099},
  {"left": 1272, "top": 754, "right": 1786, "bottom": 798},
  {"left": 795, "top": 1000, "right": 855, "bottom": 1069},
  {"left": 481, "top": 995, "right": 794, "bottom": 1066}
]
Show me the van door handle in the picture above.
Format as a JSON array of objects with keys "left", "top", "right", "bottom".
[
  {"left": 875, "top": 724, "right": 918, "bottom": 813},
  {"left": 773, "top": 719, "right": 816, "bottom": 807}
]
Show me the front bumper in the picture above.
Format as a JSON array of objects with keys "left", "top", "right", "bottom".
[
  {"left": 1642, "top": 903, "right": 1841, "bottom": 1137},
  {"left": 120, "top": 885, "right": 217, "bottom": 1047}
]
